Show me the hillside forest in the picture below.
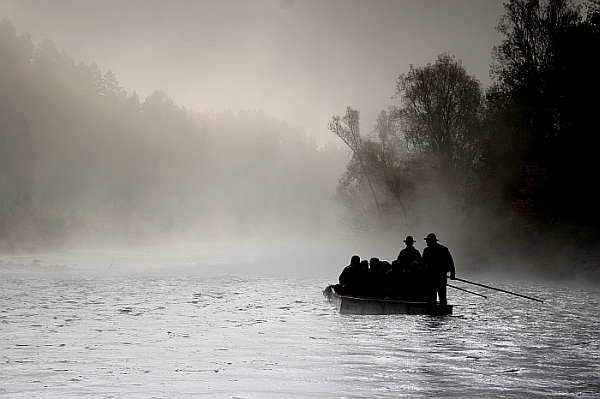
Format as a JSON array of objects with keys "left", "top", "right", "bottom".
[{"left": 0, "top": 18, "right": 348, "bottom": 250}]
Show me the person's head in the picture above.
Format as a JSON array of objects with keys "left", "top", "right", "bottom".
[
  {"left": 424, "top": 233, "right": 439, "bottom": 246},
  {"left": 404, "top": 235, "right": 415, "bottom": 247},
  {"left": 360, "top": 260, "right": 369, "bottom": 269},
  {"left": 382, "top": 260, "right": 392, "bottom": 272},
  {"left": 369, "top": 257, "right": 380, "bottom": 269},
  {"left": 350, "top": 255, "right": 360, "bottom": 265}
]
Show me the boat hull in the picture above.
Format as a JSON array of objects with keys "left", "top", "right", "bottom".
[{"left": 323, "top": 285, "right": 452, "bottom": 316}]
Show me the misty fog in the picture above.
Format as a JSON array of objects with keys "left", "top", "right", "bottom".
[
  {"left": 2, "top": 4, "right": 599, "bottom": 399},
  {"left": 0, "top": 1, "right": 599, "bottom": 283},
  {"left": 0, "top": 25, "right": 349, "bottom": 247}
]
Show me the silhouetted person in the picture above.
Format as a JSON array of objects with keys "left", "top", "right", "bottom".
[
  {"left": 381, "top": 260, "right": 392, "bottom": 273},
  {"left": 392, "top": 235, "right": 422, "bottom": 297},
  {"left": 421, "top": 233, "right": 455, "bottom": 305},
  {"left": 338, "top": 255, "right": 361, "bottom": 290},
  {"left": 396, "top": 236, "right": 422, "bottom": 271},
  {"left": 380, "top": 260, "right": 396, "bottom": 291},
  {"left": 360, "top": 259, "right": 369, "bottom": 279},
  {"left": 366, "top": 257, "right": 386, "bottom": 295}
]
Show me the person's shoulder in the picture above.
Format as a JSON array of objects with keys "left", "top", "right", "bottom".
[{"left": 440, "top": 243, "right": 453, "bottom": 255}]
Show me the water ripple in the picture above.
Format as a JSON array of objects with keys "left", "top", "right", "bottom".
[{"left": 1, "top": 262, "right": 598, "bottom": 398}]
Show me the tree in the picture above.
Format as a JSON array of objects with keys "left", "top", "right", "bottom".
[
  {"left": 328, "top": 107, "right": 383, "bottom": 217},
  {"left": 492, "top": 0, "right": 581, "bottom": 158},
  {"left": 368, "top": 109, "right": 417, "bottom": 229},
  {"left": 329, "top": 55, "right": 487, "bottom": 236},
  {"left": 491, "top": 0, "right": 600, "bottom": 226},
  {"left": 101, "top": 70, "right": 126, "bottom": 102},
  {"left": 394, "top": 53, "right": 485, "bottom": 219},
  {"left": 0, "top": 20, "right": 37, "bottom": 202}
]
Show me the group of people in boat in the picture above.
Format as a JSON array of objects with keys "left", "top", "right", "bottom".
[{"left": 337, "top": 233, "right": 456, "bottom": 305}]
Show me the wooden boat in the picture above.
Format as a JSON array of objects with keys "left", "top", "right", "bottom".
[{"left": 323, "top": 285, "right": 452, "bottom": 316}]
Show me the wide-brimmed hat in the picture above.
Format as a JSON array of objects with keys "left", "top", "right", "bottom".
[
  {"left": 403, "top": 236, "right": 415, "bottom": 244},
  {"left": 424, "top": 233, "right": 439, "bottom": 242}
]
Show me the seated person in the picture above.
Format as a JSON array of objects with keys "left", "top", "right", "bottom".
[
  {"left": 365, "top": 257, "right": 389, "bottom": 296},
  {"left": 338, "top": 255, "right": 361, "bottom": 292},
  {"left": 387, "top": 259, "right": 409, "bottom": 297}
]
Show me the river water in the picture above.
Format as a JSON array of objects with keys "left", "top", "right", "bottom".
[{"left": 1, "top": 245, "right": 598, "bottom": 398}]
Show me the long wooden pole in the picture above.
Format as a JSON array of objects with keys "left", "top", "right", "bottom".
[
  {"left": 454, "top": 277, "right": 543, "bottom": 303},
  {"left": 447, "top": 283, "right": 487, "bottom": 298}
]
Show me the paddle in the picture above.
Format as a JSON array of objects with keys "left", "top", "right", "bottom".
[
  {"left": 447, "top": 283, "right": 487, "bottom": 298},
  {"left": 454, "top": 277, "right": 544, "bottom": 303}
]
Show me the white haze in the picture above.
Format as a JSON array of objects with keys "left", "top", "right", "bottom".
[
  {"left": 1, "top": 0, "right": 560, "bottom": 279},
  {"left": 0, "top": 0, "right": 505, "bottom": 145}
]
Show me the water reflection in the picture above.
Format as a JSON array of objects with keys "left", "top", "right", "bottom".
[{"left": 420, "top": 315, "right": 453, "bottom": 330}]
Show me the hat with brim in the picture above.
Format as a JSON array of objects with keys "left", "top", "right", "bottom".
[
  {"left": 424, "top": 233, "right": 439, "bottom": 242},
  {"left": 404, "top": 236, "right": 415, "bottom": 244}
]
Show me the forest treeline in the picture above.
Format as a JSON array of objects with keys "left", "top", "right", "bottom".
[
  {"left": 329, "top": 0, "right": 600, "bottom": 277},
  {"left": 0, "top": 19, "right": 347, "bottom": 251}
]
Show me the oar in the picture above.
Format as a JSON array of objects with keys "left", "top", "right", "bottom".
[
  {"left": 447, "top": 283, "right": 487, "bottom": 298},
  {"left": 454, "top": 277, "right": 544, "bottom": 303}
]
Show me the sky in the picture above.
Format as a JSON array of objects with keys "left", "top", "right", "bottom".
[{"left": 0, "top": 0, "right": 507, "bottom": 145}]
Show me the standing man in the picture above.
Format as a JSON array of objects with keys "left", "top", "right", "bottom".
[
  {"left": 396, "top": 236, "right": 422, "bottom": 271},
  {"left": 421, "top": 233, "right": 456, "bottom": 305},
  {"left": 394, "top": 235, "right": 423, "bottom": 298}
]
